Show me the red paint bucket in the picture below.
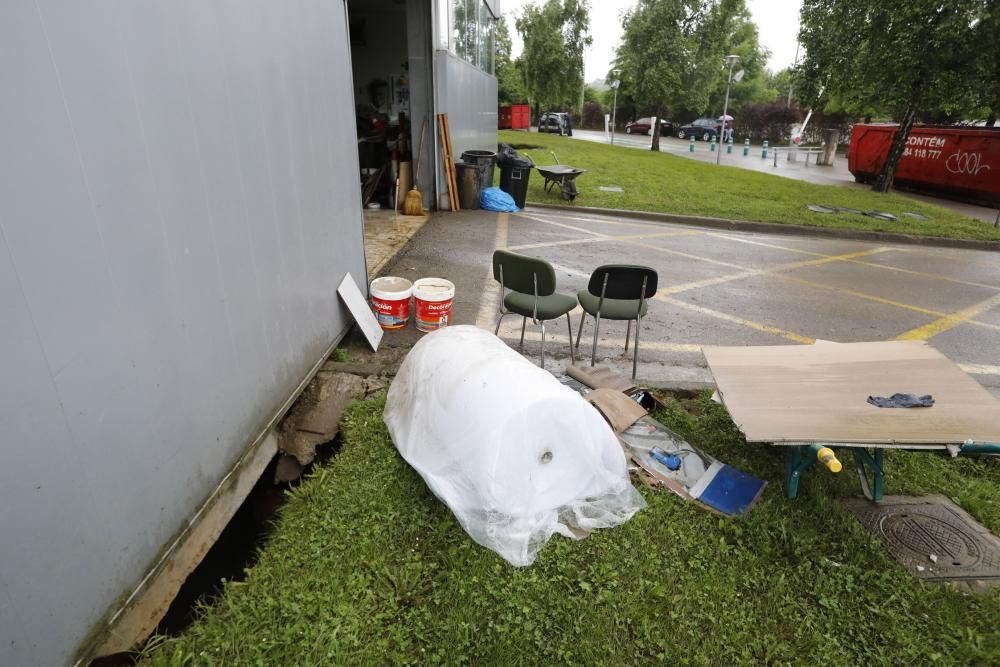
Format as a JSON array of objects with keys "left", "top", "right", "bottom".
[
  {"left": 413, "top": 278, "right": 455, "bottom": 332},
  {"left": 370, "top": 276, "right": 412, "bottom": 330}
]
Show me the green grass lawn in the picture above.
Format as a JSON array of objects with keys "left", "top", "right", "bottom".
[
  {"left": 498, "top": 130, "right": 1000, "bottom": 242},
  {"left": 143, "top": 394, "right": 999, "bottom": 666}
]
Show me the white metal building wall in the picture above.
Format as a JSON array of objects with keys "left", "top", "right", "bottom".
[{"left": 0, "top": 2, "right": 365, "bottom": 664}]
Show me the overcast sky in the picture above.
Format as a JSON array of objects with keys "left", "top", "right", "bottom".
[{"left": 502, "top": 0, "right": 804, "bottom": 82}]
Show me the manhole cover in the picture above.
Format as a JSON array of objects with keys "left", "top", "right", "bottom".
[
  {"left": 844, "top": 495, "right": 1000, "bottom": 585},
  {"left": 807, "top": 204, "right": 837, "bottom": 213},
  {"left": 833, "top": 206, "right": 864, "bottom": 215}
]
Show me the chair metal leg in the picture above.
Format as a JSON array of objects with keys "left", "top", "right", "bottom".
[
  {"left": 625, "top": 320, "right": 632, "bottom": 353},
  {"left": 519, "top": 316, "right": 527, "bottom": 351},
  {"left": 540, "top": 320, "right": 546, "bottom": 370},
  {"left": 565, "top": 313, "right": 575, "bottom": 363},
  {"left": 632, "top": 313, "right": 641, "bottom": 380},
  {"left": 591, "top": 313, "right": 601, "bottom": 367},
  {"left": 575, "top": 312, "right": 586, "bottom": 349},
  {"left": 494, "top": 312, "right": 508, "bottom": 335}
]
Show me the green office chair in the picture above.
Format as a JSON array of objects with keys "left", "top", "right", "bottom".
[
  {"left": 575, "top": 264, "right": 658, "bottom": 379},
  {"left": 492, "top": 250, "right": 577, "bottom": 369}
]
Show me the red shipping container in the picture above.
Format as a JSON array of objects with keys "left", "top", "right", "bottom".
[
  {"left": 499, "top": 105, "right": 512, "bottom": 129},
  {"left": 499, "top": 104, "right": 530, "bottom": 131},
  {"left": 848, "top": 124, "right": 1000, "bottom": 206}
]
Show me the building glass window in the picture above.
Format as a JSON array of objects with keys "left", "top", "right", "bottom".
[{"left": 447, "top": 0, "right": 496, "bottom": 75}]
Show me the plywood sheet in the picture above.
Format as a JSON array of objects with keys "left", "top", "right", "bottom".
[{"left": 702, "top": 341, "right": 1000, "bottom": 445}]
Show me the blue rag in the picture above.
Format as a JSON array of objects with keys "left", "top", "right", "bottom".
[{"left": 481, "top": 187, "right": 519, "bottom": 212}]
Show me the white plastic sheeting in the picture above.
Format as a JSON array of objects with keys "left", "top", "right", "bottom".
[{"left": 384, "top": 326, "right": 645, "bottom": 566}]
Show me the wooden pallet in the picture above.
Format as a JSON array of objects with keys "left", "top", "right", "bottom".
[{"left": 437, "top": 113, "right": 459, "bottom": 211}]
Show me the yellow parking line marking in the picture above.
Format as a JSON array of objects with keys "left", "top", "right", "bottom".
[
  {"left": 710, "top": 231, "right": 1000, "bottom": 291},
  {"left": 514, "top": 212, "right": 607, "bottom": 237},
  {"left": 776, "top": 274, "right": 947, "bottom": 317},
  {"left": 658, "top": 296, "right": 815, "bottom": 344},
  {"left": 959, "top": 362, "right": 1000, "bottom": 376},
  {"left": 620, "top": 239, "right": 746, "bottom": 269},
  {"left": 475, "top": 212, "right": 510, "bottom": 329},
  {"left": 524, "top": 211, "right": 677, "bottom": 230},
  {"left": 656, "top": 246, "right": 893, "bottom": 296},
  {"left": 707, "top": 232, "right": 830, "bottom": 258},
  {"left": 895, "top": 292, "right": 1000, "bottom": 341},
  {"left": 845, "top": 258, "right": 1000, "bottom": 291},
  {"left": 508, "top": 230, "right": 699, "bottom": 251}
]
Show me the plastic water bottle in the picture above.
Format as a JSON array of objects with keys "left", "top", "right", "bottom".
[
  {"left": 649, "top": 446, "right": 682, "bottom": 471},
  {"left": 689, "top": 137, "right": 695, "bottom": 152},
  {"left": 762, "top": 139, "right": 769, "bottom": 159},
  {"left": 743, "top": 138, "right": 750, "bottom": 156}
]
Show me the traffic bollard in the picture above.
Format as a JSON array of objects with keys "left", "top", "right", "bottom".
[
  {"left": 762, "top": 139, "right": 769, "bottom": 159},
  {"left": 727, "top": 138, "right": 733, "bottom": 154},
  {"left": 689, "top": 137, "right": 695, "bottom": 152},
  {"left": 743, "top": 138, "right": 750, "bottom": 156},
  {"left": 710, "top": 138, "right": 716, "bottom": 152}
]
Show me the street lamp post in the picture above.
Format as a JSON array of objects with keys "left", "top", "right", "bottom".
[
  {"left": 610, "top": 68, "right": 621, "bottom": 145},
  {"left": 716, "top": 55, "right": 739, "bottom": 165}
]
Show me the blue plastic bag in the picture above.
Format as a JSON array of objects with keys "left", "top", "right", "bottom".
[{"left": 481, "top": 187, "right": 519, "bottom": 212}]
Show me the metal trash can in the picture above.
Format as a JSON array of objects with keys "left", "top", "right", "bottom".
[
  {"left": 817, "top": 129, "right": 840, "bottom": 166},
  {"left": 461, "top": 149, "right": 497, "bottom": 190},
  {"left": 455, "top": 163, "right": 481, "bottom": 210}
]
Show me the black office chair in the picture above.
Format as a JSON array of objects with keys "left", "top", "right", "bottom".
[{"left": 575, "top": 265, "right": 658, "bottom": 379}]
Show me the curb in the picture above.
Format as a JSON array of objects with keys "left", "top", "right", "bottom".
[{"left": 524, "top": 203, "right": 1000, "bottom": 252}]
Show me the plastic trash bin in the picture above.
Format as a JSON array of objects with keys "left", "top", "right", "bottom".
[
  {"left": 498, "top": 154, "right": 533, "bottom": 209},
  {"left": 455, "top": 163, "right": 481, "bottom": 210},
  {"left": 461, "top": 149, "right": 497, "bottom": 189}
]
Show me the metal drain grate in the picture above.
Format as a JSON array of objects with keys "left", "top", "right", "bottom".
[{"left": 844, "top": 495, "right": 1000, "bottom": 587}]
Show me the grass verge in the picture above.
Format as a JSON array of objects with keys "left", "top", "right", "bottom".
[
  {"left": 499, "top": 130, "right": 1000, "bottom": 242},
  {"left": 143, "top": 393, "right": 1000, "bottom": 666}
]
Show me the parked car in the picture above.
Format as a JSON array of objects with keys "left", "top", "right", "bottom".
[
  {"left": 677, "top": 118, "right": 724, "bottom": 141},
  {"left": 625, "top": 117, "right": 674, "bottom": 135},
  {"left": 538, "top": 112, "right": 568, "bottom": 134}
]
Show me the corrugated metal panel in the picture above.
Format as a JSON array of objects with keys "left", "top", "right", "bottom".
[
  {"left": 0, "top": 1, "right": 365, "bottom": 664},
  {"left": 434, "top": 50, "right": 499, "bottom": 209}
]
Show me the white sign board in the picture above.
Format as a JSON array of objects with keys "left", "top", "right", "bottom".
[{"left": 337, "top": 272, "right": 383, "bottom": 351}]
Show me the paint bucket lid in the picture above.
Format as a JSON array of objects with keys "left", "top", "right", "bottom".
[
  {"left": 370, "top": 276, "right": 413, "bottom": 300},
  {"left": 413, "top": 277, "right": 455, "bottom": 302}
]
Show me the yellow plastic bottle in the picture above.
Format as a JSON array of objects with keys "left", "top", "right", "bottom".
[{"left": 816, "top": 446, "right": 843, "bottom": 473}]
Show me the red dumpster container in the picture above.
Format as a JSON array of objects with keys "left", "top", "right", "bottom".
[
  {"left": 499, "top": 105, "right": 512, "bottom": 129},
  {"left": 848, "top": 124, "right": 1000, "bottom": 206},
  {"left": 499, "top": 104, "right": 531, "bottom": 131}
]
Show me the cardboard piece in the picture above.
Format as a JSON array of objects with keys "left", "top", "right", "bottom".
[
  {"left": 586, "top": 388, "right": 648, "bottom": 433},
  {"left": 567, "top": 365, "right": 638, "bottom": 394},
  {"left": 702, "top": 340, "right": 1000, "bottom": 446},
  {"left": 337, "top": 272, "right": 383, "bottom": 351}
]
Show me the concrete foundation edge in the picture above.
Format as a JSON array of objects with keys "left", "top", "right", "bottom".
[{"left": 525, "top": 203, "right": 1000, "bottom": 252}]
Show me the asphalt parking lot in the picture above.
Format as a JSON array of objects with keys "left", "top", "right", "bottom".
[{"left": 378, "top": 208, "right": 1000, "bottom": 393}]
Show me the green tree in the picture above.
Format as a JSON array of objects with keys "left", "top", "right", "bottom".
[
  {"left": 798, "top": 0, "right": 992, "bottom": 192},
  {"left": 616, "top": 0, "right": 698, "bottom": 150},
  {"left": 496, "top": 17, "right": 528, "bottom": 104},
  {"left": 702, "top": 2, "right": 772, "bottom": 115},
  {"left": 515, "top": 0, "right": 592, "bottom": 122}
]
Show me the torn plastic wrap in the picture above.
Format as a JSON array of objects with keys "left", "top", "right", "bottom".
[{"left": 384, "top": 326, "right": 645, "bottom": 566}]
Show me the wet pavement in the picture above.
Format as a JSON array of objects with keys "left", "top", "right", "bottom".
[
  {"left": 376, "top": 208, "right": 1000, "bottom": 393},
  {"left": 569, "top": 129, "right": 1000, "bottom": 224}
]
